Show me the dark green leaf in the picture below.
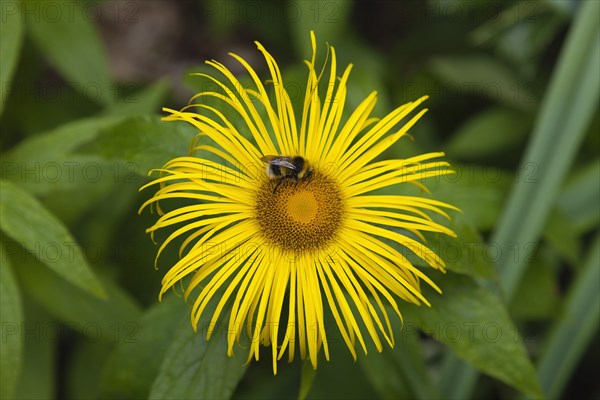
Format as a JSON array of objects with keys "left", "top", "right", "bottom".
[
  {"left": 2, "top": 114, "right": 128, "bottom": 192},
  {"left": 66, "top": 341, "right": 113, "bottom": 400},
  {"left": 542, "top": 207, "right": 580, "bottom": 265},
  {"left": 403, "top": 273, "right": 543, "bottom": 398},
  {"left": 471, "top": 2, "right": 567, "bottom": 75},
  {"left": 101, "top": 297, "right": 187, "bottom": 399},
  {"left": 537, "top": 233, "right": 600, "bottom": 398},
  {"left": 509, "top": 244, "right": 560, "bottom": 320},
  {"left": 428, "top": 56, "right": 535, "bottom": 110},
  {"left": 148, "top": 310, "right": 249, "bottom": 400},
  {"left": 16, "top": 253, "right": 140, "bottom": 341},
  {"left": 423, "top": 215, "right": 497, "bottom": 278},
  {"left": 299, "top": 360, "right": 317, "bottom": 400},
  {"left": 81, "top": 115, "right": 198, "bottom": 175},
  {"left": 424, "top": 165, "right": 512, "bottom": 231},
  {"left": 13, "top": 300, "right": 56, "bottom": 400},
  {"left": 558, "top": 159, "right": 600, "bottom": 233},
  {"left": 290, "top": 1, "right": 352, "bottom": 58},
  {"left": 359, "top": 316, "right": 439, "bottom": 400},
  {"left": 4, "top": 114, "right": 125, "bottom": 163},
  {"left": 0, "top": 180, "right": 105, "bottom": 298},
  {"left": 25, "top": 0, "right": 112, "bottom": 104},
  {"left": 0, "top": 240, "right": 24, "bottom": 399},
  {"left": 103, "top": 80, "right": 170, "bottom": 117},
  {"left": 306, "top": 337, "right": 379, "bottom": 400},
  {"left": 0, "top": 0, "right": 24, "bottom": 116},
  {"left": 493, "top": 0, "right": 599, "bottom": 298},
  {"left": 446, "top": 107, "right": 532, "bottom": 160},
  {"left": 439, "top": 1, "right": 600, "bottom": 396}
]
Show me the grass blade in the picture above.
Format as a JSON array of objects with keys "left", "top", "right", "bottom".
[
  {"left": 440, "top": 1, "right": 600, "bottom": 397},
  {"left": 536, "top": 233, "right": 599, "bottom": 398}
]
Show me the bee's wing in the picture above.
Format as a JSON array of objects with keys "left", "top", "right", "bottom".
[{"left": 260, "top": 156, "right": 297, "bottom": 170}]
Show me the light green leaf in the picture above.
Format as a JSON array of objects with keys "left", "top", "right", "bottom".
[
  {"left": 0, "top": 180, "right": 105, "bottom": 298},
  {"left": 509, "top": 244, "right": 560, "bottom": 320},
  {"left": 424, "top": 165, "right": 512, "bottom": 231},
  {"left": 536, "top": 233, "right": 600, "bottom": 398},
  {"left": 81, "top": 115, "right": 197, "bottom": 175},
  {"left": 428, "top": 55, "right": 535, "bottom": 110},
  {"left": 13, "top": 301, "right": 56, "bottom": 400},
  {"left": 299, "top": 360, "right": 317, "bottom": 400},
  {"left": 359, "top": 316, "right": 439, "bottom": 400},
  {"left": 494, "top": 0, "right": 599, "bottom": 299},
  {"left": 4, "top": 114, "right": 126, "bottom": 164},
  {"left": 149, "top": 313, "right": 248, "bottom": 400},
  {"left": 542, "top": 207, "right": 580, "bottom": 265},
  {"left": 422, "top": 215, "right": 497, "bottom": 278},
  {"left": 0, "top": 240, "right": 24, "bottom": 400},
  {"left": 439, "top": 1, "right": 600, "bottom": 397},
  {"left": 103, "top": 80, "right": 170, "bottom": 117},
  {"left": 2, "top": 115, "right": 129, "bottom": 196},
  {"left": 0, "top": 0, "right": 24, "bottom": 116},
  {"left": 306, "top": 337, "right": 379, "bottom": 400},
  {"left": 558, "top": 159, "right": 600, "bottom": 233},
  {"left": 404, "top": 273, "right": 543, "bottom": 398},
  {"left": 66, "top": 341, "right": 113, "bottom": 400},
  {"left": 16, "top": 254, "right": 140, "bottom": 341},
  {"left": 446, "top": 107, "right": 532, "bottom": 160},
  {"left": 101, "top": 297, "right": 187, "bottom": 399},
  {"left": 25, "top": 0, "right": 112, "bottom": 104},
  {"left": 290, "top": 0, "right": 352, "bottom": 58}
]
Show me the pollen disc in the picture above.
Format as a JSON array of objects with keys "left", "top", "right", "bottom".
[{"left": 255, "top": 171, "right": 344, "bottom": 253}]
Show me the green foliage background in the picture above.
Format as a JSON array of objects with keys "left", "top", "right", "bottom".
[{"left": 1, "top": 1, "right": 598, "bottom": 399}]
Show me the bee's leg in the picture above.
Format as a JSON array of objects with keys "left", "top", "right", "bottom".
[
  {"left": 273, "top": 177, "right": 289, "bottom": 194},
  {"left": 273, "top": 179, "right": 283, "bottom": 194}
]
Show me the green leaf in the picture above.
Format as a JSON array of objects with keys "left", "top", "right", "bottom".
[
  {"left": 424, "top": 165, "right": 512, "bottom": 231},
  {"left": 0, "top": 180, "right": 105, "bottom": 298},
  {"left": 290, "top": 1, "right": 352, "bottom": 58},
  {"left": 0, "top": 0, "right": 24, "bottom": 116},
  {"left": 16, "top": 254, "right": 140, "bottom": 341},
  {"left": 148, "top": 312, "right": 249, "bottom": 400},
  {"left": 306, "top": 338, "right": 379, "bottom": 400},
  {"left": 103, "top": 80, "right": 170, "bottom": 117},
  {"left": 13, "top": 300, "right": 56, "bottom": 400},
  {"left": 404, "top": 273, "right": 543, "bottom": 398},
  {"left": 558, "top": 159, "right": 600, "bottom": 233},
  {"left": 428, "top": 55, "right": 535, "bottom": 110},
  {"left": 470, "top": 2, "right": 567, "bottom": 76},
  {"left": 101, "top": 297, "right": 187, "bottom": 399},
  {"left": 542, "top": 207, "right": 580, "bottom": 265},
  {"left": 2, "top": 115, "right": 129, "bottom": 196},
  {"left": 299, "top": 360, "right": 317, "bottom": 400},
  {"left": 445, "top": 107, "right": 532, "bottom": 160},
  {"left": 66, "top": 341, "right": 113, "bottom": 400},
  {"left": 359, "top": 317, "right": 439, "bottom": 400},
  {"left": 493, "top": 0, "right": 599, "bottom": 299},
  {"left": 439, "top": 2, "right": 600, "bottom": 397},
  {"left": 423, "top": 215, "right": 497, "bottom": 278},
  {"left": 536, "top": 233, "right": 600, "bottom": 398},
  {"left": 25, "top": 0, "right": 112, "bottom": 104},
  {"left": 0, "top": 240, "right": 24, "bottom": 400},
  {"left": 3, "top": 113, "right": 126, "bottom": 163},
  {"left": 81, "top": 115, "right": 198, "bottom": 175},
  {"left": 509, "top": 244, "right": 560, "bottom": 320}
]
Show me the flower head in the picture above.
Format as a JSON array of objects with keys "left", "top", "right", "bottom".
[{"left": 140, "top": 32, "right": 457, "bottom": 373}]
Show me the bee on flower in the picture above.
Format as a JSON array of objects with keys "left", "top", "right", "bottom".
[{"left": 140, "top": 31, "right": 458, "bottom": 374}]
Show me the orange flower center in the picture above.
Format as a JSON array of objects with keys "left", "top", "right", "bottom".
[{"left": 255, "top": 170, "right": 344, "bottom": 253}]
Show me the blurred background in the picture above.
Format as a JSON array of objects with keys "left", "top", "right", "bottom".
[{"left": 1, "top": 0, "right": 598, "bottom": 399}]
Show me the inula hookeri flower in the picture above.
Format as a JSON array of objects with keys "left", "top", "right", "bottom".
[{"left": 140, "top": 32, "right": 457, "bottom": 374}]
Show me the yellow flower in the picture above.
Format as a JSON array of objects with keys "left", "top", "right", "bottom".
[{"left": 140, "top": 32, "right": 457, "bottom": 374}]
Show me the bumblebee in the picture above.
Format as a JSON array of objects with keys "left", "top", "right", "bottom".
[{"left": 260, "top": 155, "right": 313, "bottom": 192}]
